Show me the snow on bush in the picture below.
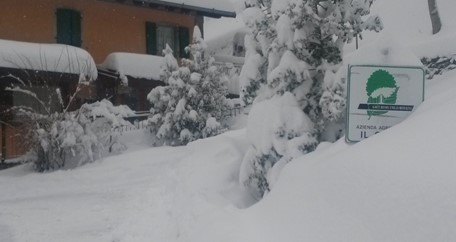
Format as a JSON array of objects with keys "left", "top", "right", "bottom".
[
  {"left": 5, "top": 73, "right": 134, "bottom": 171},
  {"left": 239, "top": 93, "right": 317, "bottom": 198},
  {"left": 147, "top": 27, "right": 231, "bottom": 146},
  {"left": 421, "top": 55, "right": 456, "bottom": 79},
  {"left": 238, "top": 0, "right": 383, "bottom": 198},
  {"left": 33, "top": 99, "right": 133, "bottom": 172}
]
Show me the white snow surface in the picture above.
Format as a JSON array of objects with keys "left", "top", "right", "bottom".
[
  {"left": 352, "top": 0, "right": 456, "bottom": 58},
  {"left": 205, "top": 16, "right": 247, "bottom": 56},
  {"left": 346, "top": 30, "right": 423, "bottom": 67},
  {"left": 188, "top": 70, "right": 456, "bottom": 242},
  {"left": 0, "top": 129, "right": 255, "bottom": 242},
  {"left": 99, "top": 52, "right": 164, "bottom": 80},
  {"left": 3, "top": 69, "right": 456, "bottom": 242},
  {"left": 0, "top": 39, "right": 97, "bottom": 79},
  {"left": 246, "top": 92, "right": 313, "bottom": 156},
  {"left": 3, "top": 1, "right": 456, "bottom": 241}
]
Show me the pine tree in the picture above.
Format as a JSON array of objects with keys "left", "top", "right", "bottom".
[
  {"left": 239, "top": 0, "right": 275, "bottom": 106},
  {"left": 239, "top": 0, "right": 383, "bottom": 198},
  {"left": 148, "top": 27, "right": 230, "bottom": 146}
]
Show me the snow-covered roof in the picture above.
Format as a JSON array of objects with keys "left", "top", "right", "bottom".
[
  {"left": 99, "top": 52, "right": 164, "bottom": 80},
  {"left": 205, "top": 17, "right": 247, "bottom": 55},
  {"left": 0, "top": 39, "right": 97, "bottom": 80},
  {"left": 106, "top": 0, "right": 236, "bottom": 18}
]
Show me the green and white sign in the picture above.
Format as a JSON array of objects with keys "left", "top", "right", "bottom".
[{"left": 346, "top": 65, "right": 425, "bottom": 142}]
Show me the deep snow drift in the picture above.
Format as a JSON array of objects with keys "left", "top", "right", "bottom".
[
  {"left": 2, "top": 0, "right": 456, "bottom": 241},
  {"left": 2, "top": 68, "right": 455, "bottom": 242},
  {"left": 0, "top": 129, "right": 255, "bottom": 242}
]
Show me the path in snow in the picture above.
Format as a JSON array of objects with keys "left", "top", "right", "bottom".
[
  {"left": 0, "top": 130, "right": 252, "bottom": 242},
  {"left": 0, "top": 146, "right": 188, "bottom": 242}
]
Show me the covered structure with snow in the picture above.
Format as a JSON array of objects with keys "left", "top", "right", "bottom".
[
  {"left": 0, "top": 0, "right": 236, "bottom": 160},
  {"left": 0, "top": 0, "right": 235, "bottom": 63},
  {"left": 0, "top": 39, "right": 98, "bottom": 160}
]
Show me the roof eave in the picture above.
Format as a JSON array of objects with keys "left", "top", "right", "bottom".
[
  {"left": 144, "top": 0, "right": 236, "bottom": 18},
  {"left": 107, "top": 0, "right": 236, "bottom": 18}
]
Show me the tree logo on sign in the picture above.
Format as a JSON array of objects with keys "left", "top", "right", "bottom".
[{"left": 365, "top": 69, "right": 399, "bottom": 119}]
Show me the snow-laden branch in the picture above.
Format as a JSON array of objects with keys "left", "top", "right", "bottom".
[{"left": 5, "top": 86, "right": 51, "bottom": 115}]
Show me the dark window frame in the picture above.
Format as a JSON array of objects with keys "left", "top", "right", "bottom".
[{"left": 146, "top": 22, "right": 189, "bottom": 58}]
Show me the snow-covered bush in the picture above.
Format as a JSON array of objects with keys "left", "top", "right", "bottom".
[
  {"left": 5, "top": 77, "right": 134, "bottom": 171},
  {"left": 147, "top": 27, "right": 230, "bottom": 146},
  {"left": 421, "top": 55, "right": 456, "bottom": 79},
  {"left": 238, "top": 0, "right": 383, "bottom": 198},
  {"left": 33, "top": 99, "right": 133, "bottom": 172}
]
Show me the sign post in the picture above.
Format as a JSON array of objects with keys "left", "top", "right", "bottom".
[{"left": 346, "top": 65, "right": 425, "bottom": 142}]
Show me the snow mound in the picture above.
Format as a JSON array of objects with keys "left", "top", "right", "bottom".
[
  {"left": 247, "top": 73, "right": 456, "bottom": 242},
  {"left": 0, "top": 39, "right": 97, "bottom": 79},
  {"left": 353, "top": 0, "right": 456, "bottom": 58},
  {"left": 246, "top": 93, "right": 313, "bottom": 156},
  {"left": 189, "top": 69, "right": 456, "bottom": 241},
  {"left": 346, "top": 30, "right": 422, "bottom": 66},
  {"left": 99, "top": 52, "right": 164, "bottom": 80}
]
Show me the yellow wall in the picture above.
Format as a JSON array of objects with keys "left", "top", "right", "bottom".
[{"left": 0, "top": 0, "right": 196, "bottom": 63}]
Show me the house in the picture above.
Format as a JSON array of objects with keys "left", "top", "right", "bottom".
[
  {"left": 0, "top": 0, "right": 235, "bottom": 63},
  {"left": 0, "top": 0, "right": 236, "bottom": 161}
]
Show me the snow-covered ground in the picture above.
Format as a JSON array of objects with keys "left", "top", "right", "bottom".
[
  {"left": 350, "top": 0, "right": 456, "bottom": 58},
  {"left": 2, "top": 0, "right": 456, "bottom": 241},
  {"left": 0, "top": 129, "right": 254, "bottom": 242},
  {"left": 2, "top": 68, "right": 456, "bottom": 241}
]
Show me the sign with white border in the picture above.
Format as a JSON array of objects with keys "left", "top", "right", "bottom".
[{"left": 346, "top": 65, "right": 425, "bottom": 142}]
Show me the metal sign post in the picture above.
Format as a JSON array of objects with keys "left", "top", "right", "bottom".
[{"left": 346, "top": 65, "right": 425, "bottom": 142}]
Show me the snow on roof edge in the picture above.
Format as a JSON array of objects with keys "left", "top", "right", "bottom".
[
  {"left": 0, "top": 39, "right": 97, "bottom": 80},
  {"left": 109, "top": 0, "right": 236, "bottom": 18},
  {"left": 99, "top": 52, "right": 165, "bottom": 81},
  {"left": 152, "top": 0, "right": 236, "bottom": 17}
]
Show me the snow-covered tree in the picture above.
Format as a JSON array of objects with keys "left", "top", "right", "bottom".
[
  {"left": 147, "top": 27, "right": 230, "bottom": 146},
  {"left": 238, "top": 0, "right": 383, "bottom": 198},
  {"left": 238, "top": 0, "right": 275, "bottom": 106}
]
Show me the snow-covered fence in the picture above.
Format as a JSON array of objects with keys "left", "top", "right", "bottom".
[
  {"left": 112, "top": 121, "right": 149, "bottom": 133},
  {"left": 225, "top": 105, "right": 244, "bottom": 118}
]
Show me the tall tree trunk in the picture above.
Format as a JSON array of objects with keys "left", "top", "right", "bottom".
[{"left": 428, "top": 0, "right": 442, "bottom": 34}]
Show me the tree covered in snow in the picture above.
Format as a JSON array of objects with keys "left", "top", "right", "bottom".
[
  {"left": 238, "top": 0, "right": 383, "bottom": 198},
  {"left": 238, "top": 0, "right": 274, "bottom": 106},
  {"left": 5, "top": 76, "right": 134, "bottom": 172},
  {"left": 147, "top": 27, "right": 230, "bottom": 146}
]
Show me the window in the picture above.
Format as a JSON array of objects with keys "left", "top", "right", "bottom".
[
  {"left": 157, "top": 25, "right": 176, "bottom": 56},
  {"left": 56, "top": 9, "right": 82, "bottom": 47},
  {"left": 146, "top": 22, "right": 189, "bottom": 58}
]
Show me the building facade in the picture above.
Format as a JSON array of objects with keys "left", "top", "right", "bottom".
[
  {"left": 0, "top": 0, "right": 234, "bottom": 63},
  {"left": 0, "top": 0, "right": 235, "bottom": 160}
]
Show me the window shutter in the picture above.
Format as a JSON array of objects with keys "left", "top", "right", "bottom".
[
  {"left": 56, "top": 9, "right": 81, "bottom": 47},
  {"left": 146, "top": 22, "right": 157, "bottom": 55},
  {"left": 56, "top": 9, "right": 71, "bottom": 45},
  {"left": 178, "top": 27, "right": 190, "bottom": 58},
  {"left": 71, "top": 11, "right": 82, "bottom": 47}
]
